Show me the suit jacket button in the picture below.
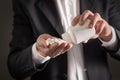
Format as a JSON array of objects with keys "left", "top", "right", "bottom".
[{"left": 63, "top": 73, "right": 67, "bottom": 79}]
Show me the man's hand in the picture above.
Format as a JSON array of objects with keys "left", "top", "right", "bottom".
[
  {"left": 72, "top": 10, "right": 112, "bottom": 43},
  {"left": 36, "top": 34, "right": 73, "bottom": 58}
]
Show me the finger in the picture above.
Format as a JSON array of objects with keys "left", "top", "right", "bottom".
[
  {"left": 61, "top": 43, "right": 73, "bottom": 54},
  {"left": 67, "top": 43, "right": 73, "bottom": 49},
  {"left": 96, "top": 21, "right": 105, "bottom": 35},
  {"left": 52, "top": 43, "right": 67, "bottom": 58},
  {"left": 72, "top": 15, "right": 80, "bottom": 26},
  {"left": 95, "top": 21, "right": 101, "bottom": 34},
  {"left": 79, "top": 10, "right": 94, "bottom": 25},
  {"left": 40, "top": 34, "right": 54, "bottom": 40},
  {"left": 82, "top": 39, "right": 89, "bottom": 43},
  {"left": 48, "top": 42, "right": 59, "bottom": 57},
  {"left": 91, "top": 34, "right": 99, "bottom": 39},
  {"left": 89, "top": 13, "right": 101, "bottom": 28},
  {"left": 51, "top": 43, "right": 67, "bottom": 58}
]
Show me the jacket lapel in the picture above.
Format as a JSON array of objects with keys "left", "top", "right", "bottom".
[
  {"left": 80, "top": 0, "right": 95, "bottom": 13},
  {"left": 36, "top": 0, "right": 64, "bottom": 36},
  {"left": 36, "top": 0, "right": 95, "bottom": 35}
]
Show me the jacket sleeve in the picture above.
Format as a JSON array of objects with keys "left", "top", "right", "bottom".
[
  {"left": 7, "top": 0, "right": 47, "bottom": 79},
  {"left": 104, "top": 0, "right": 120, "bottom": 60}
]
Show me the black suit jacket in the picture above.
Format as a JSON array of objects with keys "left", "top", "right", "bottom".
[{"left": 8, "top": 0, "right": 120, "bottom": 80}]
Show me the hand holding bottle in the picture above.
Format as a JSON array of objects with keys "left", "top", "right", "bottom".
[{"left": 71, "top": 10, "right": 112, "bottom": 43}]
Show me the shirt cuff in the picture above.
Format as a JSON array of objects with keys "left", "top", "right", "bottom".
[
  {"left": 32, "top": 43, "right": 51, "bottom": 64},
  {"left": 99, "top": 26, "right": 118, "bottom": 50}
]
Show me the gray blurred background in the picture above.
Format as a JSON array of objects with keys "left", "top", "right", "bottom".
[{"left": 0, "top": 0, "right": 120, "bottom": 80}]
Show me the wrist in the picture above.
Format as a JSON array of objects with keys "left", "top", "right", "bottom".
[
  {"left": 99, "top": 26, "right": 112, "bottom": 42},
  {"left": 100, "top": 32, "right": 112, "bottom": 42},
  {"left": 32, "top": 43, "right": 51, "bottom": 64}
]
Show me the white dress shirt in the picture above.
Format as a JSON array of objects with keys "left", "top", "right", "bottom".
[
  {"left": 55, "top": 0, "right": 87, "bottom": 80},
  {"left": 32, "top": 0, "right": 118, "bottom": 80}
]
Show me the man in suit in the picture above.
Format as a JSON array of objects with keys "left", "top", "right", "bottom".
[{"left": 8, "top": 0, "right": 120, "bottom": 80}]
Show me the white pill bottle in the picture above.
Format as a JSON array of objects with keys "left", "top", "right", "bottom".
[{"left": 62, "top": 19, "right": 96, "bottom": 44}]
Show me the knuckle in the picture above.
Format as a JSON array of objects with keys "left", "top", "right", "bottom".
[
  {"left": 85, "top": 10, "right": 91, "bottom": 13},
  {"left": 95, "top": 13, "right": 101, "bottom": 17},
  {"left": 102, "top": 19, "right": 106, "bottom": 24},
  {"left": 76, "top": 15, "right": 80, "bottom": 18}
]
